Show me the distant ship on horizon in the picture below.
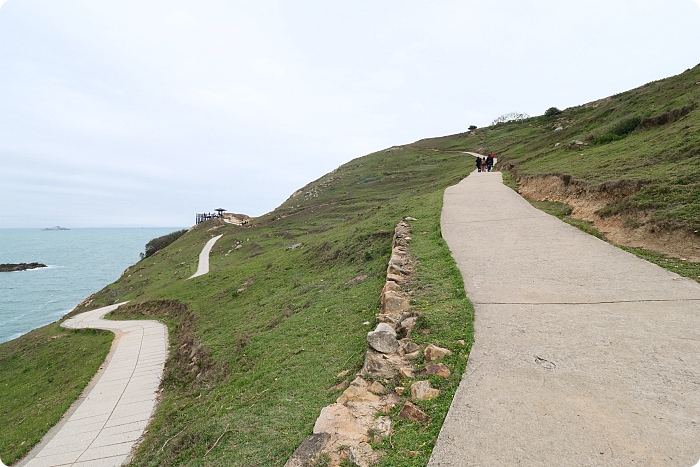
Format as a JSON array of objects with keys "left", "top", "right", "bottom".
[{"left": 41, "top": 226, "right": 70, "bottom": 231}]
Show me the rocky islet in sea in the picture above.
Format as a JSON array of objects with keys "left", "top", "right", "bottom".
[{"left": 0, "top": 263, "right": 47, "bottom": 272}]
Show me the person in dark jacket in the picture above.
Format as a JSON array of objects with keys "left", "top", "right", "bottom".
[
  {"left": 486, "top": 153, "right": 494, "bottom": 172},
  {"left": 476, "top": 156, "right": 482, "bottom": 172}
]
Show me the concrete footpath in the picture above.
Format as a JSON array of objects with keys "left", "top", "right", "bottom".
[
  {"left": 430, "top": 171, "right": 700, "bottom": 466},
  {"left": 189, "top": 234, "right": 223, "bottom": 279},
  {"left": 17, "top": 304, "right": 168, "bottom": 467}
]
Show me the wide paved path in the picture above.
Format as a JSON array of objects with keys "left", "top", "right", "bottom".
[
  {"left": 18, "top": 303, "right": 168, "bottom": 467},
  {"left": 189, "top": 234, "right": 223, "bottom": 279},
  {"left": 430, "top": 171, "right": 700, "bottom": 466}
]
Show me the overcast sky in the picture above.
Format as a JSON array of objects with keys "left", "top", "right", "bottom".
[{"left": 1, "top": 0, "right": 699, "bottom": 228}]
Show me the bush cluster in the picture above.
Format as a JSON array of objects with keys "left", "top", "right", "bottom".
[
  {"left": 544, "top": 107, "right": 563, "bottom": 117},
  {"left": 141, "top": 229, "right": 188, "bottom": 259},
  {"left": 594, "top": 116, "right": 641, "bottom": 145}
]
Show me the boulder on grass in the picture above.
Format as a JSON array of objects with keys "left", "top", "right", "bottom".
[
  {"left": 367, "top": 323, "right": 398, "bottom": 354},
  {"left": 424, "top": 344, "right": 452, "bottom": 362},
  {"left": 337, "top": 385, "right": 380, "bottom": 405},
  {"left": 283, "top": 433, "right": 330, "bottom": 467},
  {"left": 419, "top": 363, "right": 451, "bottom": 379},
  {"left": 411, "top": 380, "right": 440, "bottom": 401},
  {"left": 398, "top": 401, "right": 431, "bottom": 423},
  {"left": 361, "top": 349, "right": 406, "bottom": 379}
]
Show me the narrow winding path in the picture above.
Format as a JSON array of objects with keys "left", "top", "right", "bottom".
[
  {"left": 189, "top": 234, "right": 223, "bottom": 279},
  {"left": 17, "top": 236, "right": 223, "bottom": 467},
  {"left": 430, "top": 169, "right": 700, "bottom": 466},
  {"left": 18, "top": 303, "right": 168, "bottom": 467}
]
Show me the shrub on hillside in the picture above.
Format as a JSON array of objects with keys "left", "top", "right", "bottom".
[
  {"left": 594, "top": 116, "right": 641, "bottom": 145},
  {"left": 544, "top": 107, "right": 563, "bottom": 117},
  {"left": 141, "top": 229, "right": 188, "bottom": 259},
  {"left": 468, "top": 125, "right": 477, "bottom": 131}
]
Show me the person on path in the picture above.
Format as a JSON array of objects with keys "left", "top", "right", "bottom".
[
  {"left": 476, "top": 156, "right": 482, "bottom": 172},
  {"left": 487, "top": 153, "right": 494, "bottom": 172}
]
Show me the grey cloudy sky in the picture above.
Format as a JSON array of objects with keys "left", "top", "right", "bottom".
[{"left": 1, "top": 0, "right": 699, "bottom": 228}]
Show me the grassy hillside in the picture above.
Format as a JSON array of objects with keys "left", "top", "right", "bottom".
[
  {"left": 2, "top": 148, "right": 474, "bottom": 466},
  {"left": 0, "top": 325, "right": 113, "bottom": 464},
  {"left": 414, "top": 63, "right": 700, "bottom": 234},
  {"left": 3, "top": 63, "right": 699, "bottom": 466}
]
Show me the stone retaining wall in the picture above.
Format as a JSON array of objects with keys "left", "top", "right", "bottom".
[{"left": 285, "top": 219, "right": 453, "bottom": 467}]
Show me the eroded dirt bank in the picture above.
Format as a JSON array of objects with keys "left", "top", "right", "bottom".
[{"left": 516, "top": 173, "right": 700, "bottom": 262}]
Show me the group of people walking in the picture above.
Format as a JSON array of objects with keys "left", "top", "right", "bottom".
[{"left": 476, "top": 153, "right": 495, "bottom": 172}]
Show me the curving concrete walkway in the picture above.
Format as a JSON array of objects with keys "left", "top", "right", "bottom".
[
  {"left": 13, "top": 234, "right": 223, "bottom": 466},
  {"left": 17, "top": 303, "right": 168, "bottom": 467},
  {"left": 189, "top": 234, "right": 223, "bottom": 279},
  {"left": 430, "top": 170, "right": 700, "bottom": 466}
]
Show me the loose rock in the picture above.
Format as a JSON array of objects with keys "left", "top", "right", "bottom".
[
  {"left": 379, "top": 392, "right": 401, "bottom": 413},
  {"left": 411, "top": 380, "right": 440, "bottom": 401},
  {"left": 283, "top": 433, "right": 330, "bottom": 467},
  {"left": 361, "top": 349, "right": 408, "bottom": 379},
  {"left": 376, "top": 312, "right": 404, "bottom": 326},
  {"left": 348, "top": 442, "right": 380, "bottom": 467},
  {"left": 386, "top": 273, "right": 407, "bottom": 284},
  {"left": 381, "top": 290, "right": 411, "bottom": 313},
  {"left": 313, "top": 404, "right": 368, "bottom": 442},
  {"left": 398, "top": 401, "right": 431, "bottom": 423},
  {"left": 373, "top": 416, "right": 392, "bottom": 436},
  {"left": 398, "top": 316, "right": 418, "bottom": 336},
  {"left": 420, "top": 363, "right": 451, "bottom": 379},
  {"left": 569, "top": 140, "right": 585, "bottom": 150},
  {"left": 387, "top": 262, "right": 411, "bottom": 276},
  {"left": 367, "top": 323, "right": 399, "bottom": 354},
  {"left": 382, "top": 280, "right": 401, "bottom": 294},
  {"left": 337, "top": 385, "right": 380, "bottom": 405},
  {"left": 368, "top": 381, "right": 386, "bottom": 395},
  {"left": 350, "top": 376, "right": 369, "bottom": 388},
  {"left": 424, "top": 344, "right": 453, "bottom": 362},
  {"left": 399, "top": 338, "right": 420, "bottom": 356}
]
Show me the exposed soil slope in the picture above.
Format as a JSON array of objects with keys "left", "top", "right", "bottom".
[{"left": 517, "top": 174, "right": 700, "bottom": 261}]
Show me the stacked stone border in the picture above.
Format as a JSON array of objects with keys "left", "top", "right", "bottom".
[{"left": 285, "top": 219, "right": 454, "bottom": 467}]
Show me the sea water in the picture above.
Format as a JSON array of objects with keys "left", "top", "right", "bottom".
[{"left": 0, "top": 228, "right": 182, "bottom": 344}]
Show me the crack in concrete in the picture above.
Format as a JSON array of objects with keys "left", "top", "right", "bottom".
[
  {"left": 441, "top": 216, "right": 543, "bottom": 225},
  {"left": 473, "top": 298, "right": 700, "bottom": 305}
]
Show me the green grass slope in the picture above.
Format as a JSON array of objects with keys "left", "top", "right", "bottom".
[
  {"left": 1, "top": 147, "right": 474, "bottom": 466},
  {"left": 413, "top": 63, "right": 700, "bottom": 234},
  {"left": 0, "top": 326, "right": 113, "bottom": 464},
  {"left": 4, "top": 63, "right": 699, "bottom": 466}
]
